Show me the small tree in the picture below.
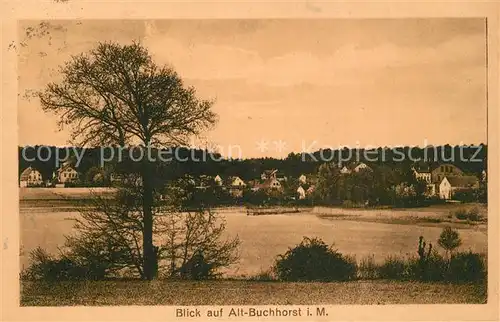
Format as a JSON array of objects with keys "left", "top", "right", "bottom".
[
  {"left": 438, "top": 227, "right": 462, "bottom": 259},
  {"left": 84, "top": 166, "right": 107, "bottom": 187}
]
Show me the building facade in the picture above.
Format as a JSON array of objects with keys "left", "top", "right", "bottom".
[
  {"left": 431, "top": 164, "right": 464, "bottom": 183},
  {"left": 439, "top": 175, "right": 480, "bottom": 200},
  {"left": 19, "top": 167, "right": 43, "bottom": 187}
]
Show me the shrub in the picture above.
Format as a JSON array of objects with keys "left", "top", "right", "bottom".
[
  {"left": 475, "top": 184, "right": 487, "bottom": 204},
  {"left": 358, "top": 255, "right": 379, "bottom": 279},
  {"left": 406, "top": 252, "right": 447, "bottom": 282},
  {"left": 454, "top": 207, "right": 483, "bottom": 222},
  {"left": 438, "top": 226, "right": 462, "bottom": 257},
  {"left": 178, "top": 250, "right": 216, "bottom": 280},
  {"left": 22, "top": 247, "right": 107, "bottom": 281},
  {"left": 409, "top": 235, "right": 485, "bottom": 283},
  {"left": 448, "top": 251, "right": 486, "bottom": 282},
  {"left": 273, "top": 237, "right": 357, "bottom": 282},
  {"left": 414, "top": 236, "right": 447, "bottom": 281},
  {"left": 422, "top": 252, "right": 448, "bottom": 281},
  {"left": 454, "top": 208, "right": 468, "bottom": 220},
  {"left": 378, "top": 256, "right": 407, "bottom": 280},
  {"left": 466, "top": 207, "right": 483, "bottom": 221},
  {"left": 453, "top": 189, "right": 477, "bottom": 203}
]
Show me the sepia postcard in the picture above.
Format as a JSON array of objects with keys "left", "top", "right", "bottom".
[{"left": 1, "top": 1, "right": 499, "bottom": 321}]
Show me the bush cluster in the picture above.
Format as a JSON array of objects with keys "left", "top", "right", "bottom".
[
  {"left": 21, "top": 247, "right": 107, "bottom": 281},
  {"left": 274, "top": 232, "right": 485, "bottom": 283},
  {"left": 24, "top": 230, "right": 486, "bottom": 284},
  {"left": 358, "top": 251, "right": 486, "bottom": 283},
  {"left": 454, "top": 207, "right": 484, "bottom": 222},
  {"left": 273, "top": 237, "right": 357, "bottom": 282}
]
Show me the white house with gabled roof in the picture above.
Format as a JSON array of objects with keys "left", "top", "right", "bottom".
[{"left": 20, "top": 167, "right": 43, "bottom": 187}]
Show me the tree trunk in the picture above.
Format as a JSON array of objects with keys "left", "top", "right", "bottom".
[{"left": 142, "top": 158, "right": 156, "bottom": 280}]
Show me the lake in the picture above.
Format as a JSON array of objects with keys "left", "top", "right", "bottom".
[{"left": 20, "top": 207, "right": 488, "bottom": 277}]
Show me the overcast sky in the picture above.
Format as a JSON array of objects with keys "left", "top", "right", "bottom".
[{"left": 18, "top": 19, "right": 487, "bottom": 158}]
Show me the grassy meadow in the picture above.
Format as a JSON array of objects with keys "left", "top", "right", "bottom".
[{"left": 21, "top": 280, "right": 487, "bottom": 306}]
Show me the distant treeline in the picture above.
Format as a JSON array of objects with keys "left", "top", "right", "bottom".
[{"left": 18, "top": 144, "right": 487, "bottom": 181}]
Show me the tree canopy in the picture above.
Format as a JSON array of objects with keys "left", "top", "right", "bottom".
[{"left": 39, "top": 42, "right": 216, "bottom": 147}]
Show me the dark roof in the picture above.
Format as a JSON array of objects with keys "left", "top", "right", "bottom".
[
  {"left": 258, "top": 178, "right": 281, "bottom": 189},
  {"left": 57, "top": 164, "right": 77, "bottom": 173},
  {"left": 413, "top": 163, "right": 431, "bottom": 173},
  {"left": 262, "top": 169, "right": 278, "bottom": 177},
  {"left": 446, "top": 176, "right": 479, "bottom": 188},
  {"left": 431, "top": 163, "right": 464, "bottom": 173}
]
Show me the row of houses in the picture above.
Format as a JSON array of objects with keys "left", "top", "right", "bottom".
[
  {"left": 210, "top": 170, "right": 314, "bottom": 199},
  {"left": 412, "top": 163, "right": 485, "bottom": 200},
  {"left": 20, "top": 161, "right": 486, "bottom": 201},
  {"left": 338, "top": 161, "right": 485, "bottom": 200},
  {"left": 19, "top": 162, "right": 80, "bottom": 187}
]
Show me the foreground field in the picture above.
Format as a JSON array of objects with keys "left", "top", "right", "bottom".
[{"left": 20, "top": 280, "right": 487, "bottom": 306}]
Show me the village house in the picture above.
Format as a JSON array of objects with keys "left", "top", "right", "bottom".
[
  {"left": 226, "top": 176, "right": 246, "bottom": 198},
  {"left": 340, "top": 162, "right": 372, "bottom": 174},
  {"left": 54, "top": 164, "right": 80, "bottom": 184},
  {"left": 297, "top": 186, "right": 306, "bottom": 200},
  {"left": 228, "top": 176, "right": 246, "bottom": 187},
  {"left": 354, "top": 162, "right": 371, "bottom": 172},
  {"left": 256, "top": 177, "right": 283, "bottom": 191},
  {"left": 261, "top": 169, "right": 277, "bottom": 181},
  {"left": 411, "top": 164, "right": 436, "bottom": 196},
  {"left": 431, "top": 163, "right": 464, "bottom": 183},
  {"left": 412, "top": 165, "right": 432, "bottom": 183},
  {"left": 439, "top": 176, "right": 480, "bottom": 200},
  {"left": 214, "top": 175, "right": 223, "bottom": 186},
  {"left": 19, "top": 166, "right": 43, "bottom": 187},
  {"left": 340, "top": 165, "right": 351, "bottom": 174}
]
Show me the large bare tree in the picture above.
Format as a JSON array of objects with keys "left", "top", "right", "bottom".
[{"left": 39, "top": 42, "right": 217, "bottom": 280}]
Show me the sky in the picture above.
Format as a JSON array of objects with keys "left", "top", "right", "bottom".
[{"left": 17, "top": 19, "right": 487, "bottom": 158}]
